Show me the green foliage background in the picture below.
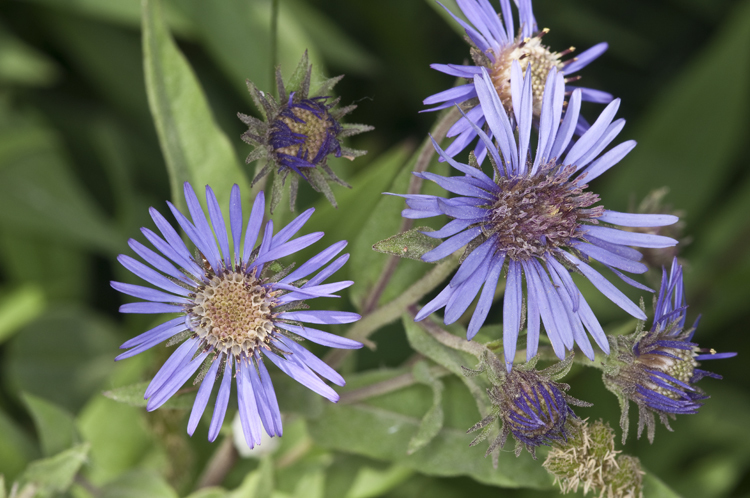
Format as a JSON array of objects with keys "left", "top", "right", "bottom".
[{"left": 0, "top": 0, "right": 748, "bottom": 496}]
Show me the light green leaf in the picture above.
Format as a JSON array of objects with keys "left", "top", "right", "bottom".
[
  {"left": 77, "top": 395, "right": 153, "bottom": 485},
  {"left": 100, "top": 470, "right": 178, "bottom": 498},
  {"left": 0, "top": 285, "right": 45, "bottom": 345},
  {"left": 142, "top": 0, "right": 248, "bottom": 211},
  {"left": 345, "top": 464, "right": 414, "bottom": 498},
  {"left": 21, "top": 393, "right": 79, "bottom": 457},
  {"left": 102, "top": 381, "right": 196, "bottom": 411},
  {"left": 373, "top": 227, "right": 440, "bottom": 262},
  {"left": 407, "top": 362, "right": 444, "bottom": 455},
  {"left": 600, "top": 0, "right": 750, "bottom": 221},
  {"left": 18, "top": 443, "right": 90, "bottom": 498},
  {"left": 291, "top": 469, "right": 325, "bottom": 498}
]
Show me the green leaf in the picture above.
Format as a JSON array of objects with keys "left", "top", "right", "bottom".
[
  {"left": 407, "top": 362, "right": 444, "bottom": 455},
  {"left": 21, "top": 393, "right": 79, "bottom": 457},
  {"left": 0, "top": 407, "right": 38, "bottom": 482},
  {"left": 0, "top": 23, "right": 59, "bottom": 87},
  {"left": 307, "top": 400, "right": 552, "bottom": 489},
  {"left": 77, "top": 395, "right": 153, "bottom": 485},
  {"left": 373, "top": 227, "right": 440, "bottom": 262},
  {"left": 18, "top": 443, "right": 90, "bottom": 498},
  {"left": 185, "top": 488, "right": 229, "bottom": 498},
  {"left": 102, "top": 381, "right": 197, "bottom": 410},
  {"left": 291, "top": 469, "right": 325, "bottom": 498},
  {"left": 600, "top": 0, "right": 750, "bottom": 222},
  {"left": 402, "top": 316, "right": 490, "bottom": 417},
  {"left": 642, "top": 472, "right": 681, "bottom": 498},
  {"left": 100, "top": 470, "right": 179, "bottom": 498},
  {"left": 0, "top": 285, "right": 45, "bottom": 345},
  {"left": 0, "top": 112, "right": 123, "bottom": 255},
  {"left": 142, "top": 0, "right": 248, "bottom": 211},
  {"left": 228, "top": 457, "right": 274, "bottom": 498},
  {"left": 345, "top": 464, "right": 414, "bottom": 498},
  {"left": 5, "top": 307, "right": 120, "bottom": 413}
]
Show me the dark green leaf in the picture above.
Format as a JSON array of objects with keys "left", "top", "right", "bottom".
[
  {"left": 373, "top": 227, "right": 440, "bottom": 262},
  {"left": 642, "top": 472, "right": 681, "bottom": 498},
  {"left": 18, "top": 443, "right": 90, "bottom": 498},
  {"left": 0, "top": 407, "right": 38, "bottom": 482},
  {"left": 0, "top": 24, "right": 59, "bottom": 86},
  {"left": 228, "top": 457, "right": 274, "bottom": 498},
  {"left": 142, "top": 0, "right": 248, "bottom": 210},
  {"left": 599, "top": 0, "right": 750, "bottom": 222},
  {"left": 346, "top": 464, "right": 414, "bottom": 498},
  {"left": 21, "top": 393, "right": 79, "bottom": 457}
]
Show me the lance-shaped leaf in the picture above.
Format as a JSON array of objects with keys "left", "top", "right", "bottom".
[
  {"left": 407, "top": 361, "right": 445, "bottom": 455},
  {"left": 373, "top": 227, "right": 440, "bottom": 262}
]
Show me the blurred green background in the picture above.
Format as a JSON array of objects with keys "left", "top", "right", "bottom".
[{"left": 0, "top": 0, "right": 748, "bottom": 496}]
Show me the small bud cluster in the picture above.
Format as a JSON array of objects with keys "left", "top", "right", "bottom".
[{"left": 543, "top": 419, "right": 644, "bottom": 498}]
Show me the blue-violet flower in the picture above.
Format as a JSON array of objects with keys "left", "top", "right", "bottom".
[
  {"left": 400, "top": 65, "right": 678, "bottom": 370},
  {"left": 603, "top": 258, "right": 736, "bottom": 443},
  {"left": 424, "top": 0, "right": 611, "bottom": 162},
  {"left": 112, "top": 182, "right": 362, "bottom": 447}
]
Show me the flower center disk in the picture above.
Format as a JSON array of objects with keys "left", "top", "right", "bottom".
[
  {"left": 190, "top": 272, "right": 275, "bottom": 356},
  {"left": 489, "top": 34, "right": 563, "bottom": 117},
  {"left": 272, "top": 102, "right": 337, "bottom": 163},
  {"left": 486, "top": 165, "right": 602, "bottom": 261}
]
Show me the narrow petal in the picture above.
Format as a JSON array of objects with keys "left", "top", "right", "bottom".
[
  {"left": 564, "top": 99, "right": 621, "bottom": 167},
  {"left": 598, "top": 210, "right": 679, "bottom": 228},
  {"left": 205, "top": 186, "right": 231, "bottom": 267},
  {"left": 252, "top": 232, "right": 325, "bottom": 267},
  {"left": 278, "top": 310, "right": 361, "bottom": 324},
  {"left": 271, "top": 208, "right": 315, "bottom": 249},
  {"left": 119, "top": 302, "right": 183, "bottom": 314},
  {"left": 306, "top": 254, "right": 349, "bottom": 287},
  {"left": 276, "top": 322, "right": 362, "bottom": 349},
  {"left": 181, "top": 184, "right": 223, "bottom": 270},
  {"left": 564, "top": 42, "right": 608, "bottom": 75},
  {"left": 188, "top": 359, "right": 220, "bottom": 435},
  {"left": 242, "top": 191, "right": 266, "bottom": 264},
  {"left": 208, "top": 358, "right": 233, "bottom": 442},
  {"left": 572, "top": 242, "right": 648, "bottom": 274},
  {"left": 444, "top": 251, "right": 493, "bottom": 324},
  {"left": 236, "top": 358, "right": 263, "bottom": 447},
  {"left": 450, "top": 235, "right": 497, "bottom": 287},
  {"left": 145, "top": 338, "right": 199, "bottom": 398},
  {"left": 280, "top": 338, "right": 345, "bottom": 386},
  {"left": 246, "top": 360, "right": 279, "bottom": 437},
  {"left": 579, "top": 140, "right": 636, "bottom": 183},
  {"left": 229, "top": 185, "right": 243, "bottom": 265},
  {"left": 148, "top": 350, "right": 208, "bottom": 411},
  {"left": 422, "top": 227, "right": 482, "bottom": 263},
  {"left": 583, "top": 226, "right": 677, "bottom": 248},
  {"left": 549, "top": 89, "right": 582, "bottom": 160},
  {"left": 128, "top": 239, "right": 197, "bottom": 286},
  {"left": 466, "top": 253, "right": 504, "bottom": 340},
  {"left": 281, "top": 241, "right": 347, "bottom": 284},
  {"left": 415, "top": 285, "right": 454, "bottom": 322},
  {"left": 120, "top": 316, "right": 185, "bottom": 349},
  {"left": 502, "top": 260, "right": 523, "bottom": 358},
  {"left": 264, "top": 350, "right": 339, "bottom": 402},
  {"left": 111, "top": 281, "right": 191, "bottom": 304},
  {"left": 117, "top": 254, "right": 192, "bottom": 296}
]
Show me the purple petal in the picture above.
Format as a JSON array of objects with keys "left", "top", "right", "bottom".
[
  {"left": 229, "top": 185, "right": 243, "bottom": 265},
  {"left": 572, "top": 242, "right": 648, "bottom": 274},
  {"left": 278, "top": 310, "right": 360, "bottom": 325},
  {"left": 120, "top": 316, "right": 185, "bottom": 349},
  {"left": 188, "top": 359, "right": 220, "bottom": 435},
  {"left": 236, "top": 358, "right": 263, "bottom": 447},
  {"left": 276, "top": 322, "right": 362, "bottom": 349},
  {"left": 116, "top": 321, "right": 187, "bottom": 360},
  {"left": 272, "top": 208, "right": 315, "bottom": 249},
  {"left": 306, "top": 254, "right": 349, "bottom": 287},
  {"left": 246, "top": 359, "right": 278, "bottom": 438},
  {"left": 128, "top": 239, "right": 197, "bottom": 286},
  {"left": 467, "top": 253, "right": 504, "bottom": 340},
  {"left": 280, "top": 338, "right": 345, "bottom": 386},
  {"left": 423, "top": 83, "right": 477, "bottom": 106},
  {"left": 111, "top": 281, "right": 191, "bottom": 304},
  {"left": 208, "top": 358, "right": 233, "bottom": 442},
  {"left": 502, "top": 260, "right": 523, "bottom": 359},
  {"left": 444, "top": 251, "right": 493, "bottom": 324},
  {"left": 281, "top": 241, "right": 347, "bottom": 284},
  {"left": 145, "top": 339, "right": 199, "bottom": 398},
  {"left": 598, "top": 211, "right": 679, "bottom": 228},
  {"left": 415, "top": 285, "right": 454, "bottom": 322},
  {"left": 564, "top": 42, "right": 608, "bottom": 75},
  {"left": 205, "top": 186, "right": 231, "bottom": 267},
  {"left": 583, "top": 226, "right": 677, "bottom": 249},
  {"left": 148, "top": 209, "right": 204, "bottom": 277},
  {"left": 119, "top": 302, "right": 183, "bottom": 314},
  {"left": 181, "top": 183, "right": 223, "bottom": 271},
  {"left": 567, "top": 86, "right": 614, "bottom": 104},
  {"left": 450, "top": 235, "right": 497, "bottom": 287},
  {"left": 148, "top": 350, "right": 207, "bottom": 411},
  {"left": 264, "top": 350, "right": 339, "bottom": 402},
  {"left": 117, "top": 254, "right": 192, "bottom": 296},
  {"left": 242, "top": 191, "right": 266, "bottom": 264},
  {"left": 564, "top": 99, "right": 620, "bottom": 167},
  {"left": 545, "top": 255, "right": 579, "bottom": 312},
  {"left": 252, "top": 232, "right": 324, "bottom": 267}
]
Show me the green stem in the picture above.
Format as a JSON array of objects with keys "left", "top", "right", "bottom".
[{"left": 325, "top": 257, "right": 459, "bottom": 368}]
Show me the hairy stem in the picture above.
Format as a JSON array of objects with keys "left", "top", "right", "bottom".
[
  {"left": 361, "top": 106, "right": 460, "bottom": 315},
  {"left": 326, "top": 257, "right": 459, "bottom": 368}
]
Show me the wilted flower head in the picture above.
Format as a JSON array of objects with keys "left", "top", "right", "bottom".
[
  {"left": 239, "top": 51, "right": 373, "bottom": 211},
  {"left": 603, "top": 258, "right": 736, "bottom": 443},
  {"left": 468, "top": 354, "right": 590, "bottom": 459},
  {"left": 400, "top": 65, "right": 678, "bottom": 370},
  {"left": 544, "top": 419, "right": 644, "bottom": 497},
  {"left": 424, "top": 0, "right": 611, "bottom": 161},
  {"left": 112, "top": 182, "right": 362, "bottom": 447}
]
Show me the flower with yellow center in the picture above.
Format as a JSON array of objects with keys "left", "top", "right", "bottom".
[{"left": 424, "top": 0, "right": 612, "bottom": 163}]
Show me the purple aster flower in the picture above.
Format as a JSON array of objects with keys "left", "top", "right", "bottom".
[
  {"left": 240, "top": 51, "right": 373, "bottom": 212},
  {"left": 603, "top": 258, "right": 736, "bottom": 443},
  {"left": 398, "top": 64, "right": 678, "bottom": 370},
  {"left": 468, "top": 354, "right": 590, "bottom": 459},
  {"left": 111, "top": 182, "right": 362, "bottom": 447},
  {"left": 424, "top": 0, "right": 611, "bottom": 162}
]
